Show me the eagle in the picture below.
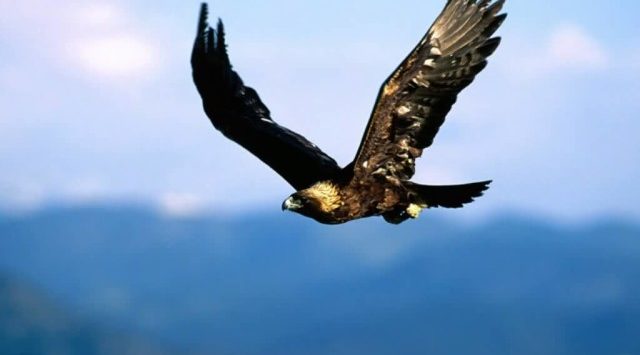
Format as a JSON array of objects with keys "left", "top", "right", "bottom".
[{"left": 191, "top": 0, "right": 506, "bottom": 224}]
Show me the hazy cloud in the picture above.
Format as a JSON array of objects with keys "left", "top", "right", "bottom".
[
  {"left": 72, "top": 3, "right": 127, "bottom": 27},
  {"left": 67, "top": 4, "right": 161, "bottom": 81},
  {"left": 504, "top": 24, "right": 610, "bottom": 82},
  {"left": 61, "top": 178, "right": 109, "bottom": 203},
  {"left": 68, "top": 34, "right": 158, "bottom": 79},
  {"left": 546, "top": 25, "right": 609, "bottom": 70},
  {"left": 158, "top": 192, "right": 206, "bottom": 217},
  {"left": 0, "top": 181, "right": 45, "bottom": 213},
  {"left": 1, "top": 1, "right": 161, "bottom": 81}
]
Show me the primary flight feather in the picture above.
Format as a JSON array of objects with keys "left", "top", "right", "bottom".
[{"left": 191, "top": 0, "right": 506, "bottom": 224}]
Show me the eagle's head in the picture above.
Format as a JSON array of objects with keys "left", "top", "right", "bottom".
[{"left": 281, "top": 181, "right": 342, "bottom": 224}]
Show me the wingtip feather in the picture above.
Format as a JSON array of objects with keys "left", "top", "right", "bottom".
[
  {"left": 486, "top": 0, "right": 506, "bottom": 14},
  {"left": 216, "top": 19, "right": 227, "bottom": 53},
  {"left": 192, "top": 3, "right": 210, "bottom": 65},
  {"left": 477, "top": 37, "right": 501, "bottom": 57},
  {"left": 197, "top": 3, "right": 209, "bottom": 35}
]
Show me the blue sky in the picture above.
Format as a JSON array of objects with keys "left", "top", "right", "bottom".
[{"left": 1, "top": 0, "right": 639, "bottom": 221}]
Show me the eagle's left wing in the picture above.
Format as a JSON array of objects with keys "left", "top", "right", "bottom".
[
  {"left": 351, "top": 0, "right": 506, "bottom": 184},
  {"left": 192, "top": 4, "right": 341, "bottom": 191}
]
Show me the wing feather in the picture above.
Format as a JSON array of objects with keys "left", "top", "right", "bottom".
[
  {"left": 351, "top": 0, "right": 506, "bottom": 184},
  {"left": 191, "top": 4, "right": 341, "bottom": 190}
]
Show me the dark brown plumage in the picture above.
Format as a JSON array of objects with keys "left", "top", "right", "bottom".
[{"left": 191, "top": 0, "right": 506, "bottom": 224}]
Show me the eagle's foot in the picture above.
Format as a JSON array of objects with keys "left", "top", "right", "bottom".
[{"left": 406, "top": 203, "right": 426, "bottom": 218}]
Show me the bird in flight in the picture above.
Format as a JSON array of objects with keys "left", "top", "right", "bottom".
[{"left": 191, "top": 0, "right": 506, "bottom": 224}]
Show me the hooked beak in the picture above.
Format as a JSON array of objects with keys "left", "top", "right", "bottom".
[{"left": 282, "top": 196, "right": 303, "bottom": 211}]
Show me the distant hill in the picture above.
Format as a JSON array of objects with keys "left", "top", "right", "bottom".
[
  {"left": 0, "top": 273, "right": 177, "bottom": 355},
  {"left": 0, "top": 206, "right": 639, "bottom": 355}
]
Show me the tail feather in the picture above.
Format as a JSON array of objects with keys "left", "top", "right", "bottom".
[{"left": 408, "top": 180, "right": 491, "bottom": 208}]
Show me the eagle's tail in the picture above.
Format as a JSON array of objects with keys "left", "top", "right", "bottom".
[{"left": 408, "top": 180, "right": 492, "bottom": 209}]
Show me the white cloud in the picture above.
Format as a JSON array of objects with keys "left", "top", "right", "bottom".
[
  {"left": 65, "top": 3, "right": 159, "bottom": 79},
  {"left": 0, "top": 182, "right": 45, "bottom": 213},
  {"left": 503, "top": 24, "right": 610, "bottom": 81},
  {"left": 1, "top": 1, "right": 161, "bottom": 81},
  {"left": 158, "top": 192, "right": 206, "bottom": 217},
  {"left": 73, "top": 3, "right": 126, "bottom": 28},
  {"left": 546, "top": 25, "right": 609, "bottom": 70},
  {"left": 0, "top": 177, "right": 109, "bottom": 213},
  {"left": 62, "top": 178, "right": 108, "bottom": 203},
  {"left": 69, "top": 34, "right": 157, "bottom": 79}
]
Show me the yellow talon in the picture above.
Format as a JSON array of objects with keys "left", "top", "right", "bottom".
[{"left": 406, "top": 203, "right": 425, "bottom": 218}]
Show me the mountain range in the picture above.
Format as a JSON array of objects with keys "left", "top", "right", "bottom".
[{"left": 1, "top": 206, "right": 638, "bottom": 355}]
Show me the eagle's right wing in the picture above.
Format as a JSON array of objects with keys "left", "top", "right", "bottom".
[
  {"left": 351, "top": 0, "right": 506, "bottom": 183},
  {"left": 192, "top": 4, "right": 341, "bottom": 191}
]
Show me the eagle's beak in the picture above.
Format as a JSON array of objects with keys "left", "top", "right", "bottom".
[{"left": 282, "top": 196, "right": 302, "bottom": 211}]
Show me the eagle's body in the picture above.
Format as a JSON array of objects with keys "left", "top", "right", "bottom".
[
  {"left": 191, "top": 0, "right": 506, "bottom": 224},
  {"left": 290, "top": 180, "right": 403, "bottom": 225}
]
